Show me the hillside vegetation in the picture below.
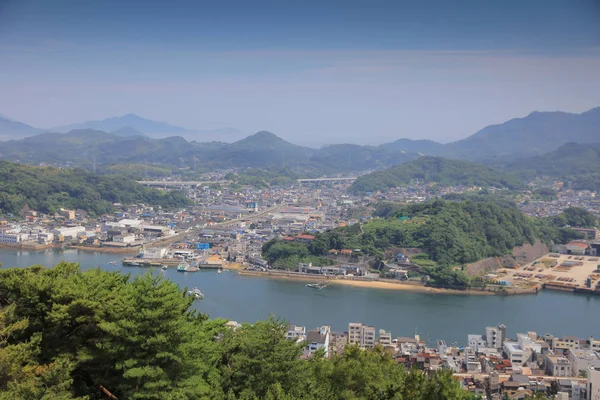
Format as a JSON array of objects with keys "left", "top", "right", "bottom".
[
  {"left": 0, "top": 263, "right": 476, "bottom": 399},
  {"left": 264, "top": 199, "right": 583, "bottom": 288},
  {"left": 508, "top": 142, "right": 600, "bottom": 190},
  {"left": 0, "top": 161, "right": 189, "bottom": 215},
  {"left": 350, "top": 157, "right": 524, "bottom": 193}
]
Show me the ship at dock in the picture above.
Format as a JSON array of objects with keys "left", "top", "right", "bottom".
[{"left": 177, "top": 262, "right": 199, "bottom": 272}]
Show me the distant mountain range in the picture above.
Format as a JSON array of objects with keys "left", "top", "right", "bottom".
[
  {"left": 51, "top": 114, "right": 191, "bottom": 135},
  {"left": 445, "top": 107, "right": 600, "bottom": 163},
  {"left": 0, "top": 107, "right": 599, "bottom": 178},
  {"left": 0, "top": 115, "right": 45, "bottom": 141}
]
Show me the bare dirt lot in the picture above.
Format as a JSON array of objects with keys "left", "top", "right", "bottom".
[{"left": 496, "top": 253, "right": 600, "bottom": 289}]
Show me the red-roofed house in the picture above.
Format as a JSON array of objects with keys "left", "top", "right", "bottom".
[
  {"left": 567, "top": 241, "right": 589, "bottom": 255},
  {"left": 294, "top": 234, "right": 315, "bottom": 243}
]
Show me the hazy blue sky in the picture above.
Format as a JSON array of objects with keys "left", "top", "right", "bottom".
[{"left": 1, "top": 0, "right": 599, "bottom": 145}]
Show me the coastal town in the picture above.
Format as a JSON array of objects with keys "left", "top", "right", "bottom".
[
  {"left": 273, "top": 319, "right": 600, "bottom": 400},
  {"left": 1, "top": 176, "right": 599, "bottom": 295}
]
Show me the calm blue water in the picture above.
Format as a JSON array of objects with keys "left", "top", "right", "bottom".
[{"left": 1, "top": 249, "right": 599, "bottom": 346}]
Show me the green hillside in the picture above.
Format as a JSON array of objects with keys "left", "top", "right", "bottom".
[
  {"left": 508, "top": 142, "right": 600, "bottom": 190},
  {"left": 0, "top": 161, "right": 190, "bottom": 215},
  {"left": 350, "top": 156, "right": 524, "bottom": 193},
  {"left": 263, "top": 199, "right": 582, "bottom": 288}
]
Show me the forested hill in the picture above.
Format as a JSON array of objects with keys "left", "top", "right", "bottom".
[
  {"left": 0, "top": 161, "right": 190, "bottom": 215},
  {"left": 507, "top": 142, "right": 600, "bottom": 190},
  {"left": 349, "top": 156, "right": 524, "bottom": 193},
  {"left": 0, "top": 263, "right": 476, "bottom": 399},
  {"left": 262, "top": 199, "right": 583, "bottom": 288}
]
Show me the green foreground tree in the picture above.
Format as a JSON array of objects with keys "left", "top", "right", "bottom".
[{"left": 0, "top": 263, "right": 476, "bottom": 399}]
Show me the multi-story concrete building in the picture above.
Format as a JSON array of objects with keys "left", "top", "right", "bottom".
[
  {"left": 379, "top": 329, "right": 392, "bottom": 347},
  {"left": 348, "top": 322, "right": 376, "bottom": 349},
  {"left": 486, "top": 324, "right": 506, "bottom": 350},
  {"left": 588, "top": 366, "right": 600, "bottom": 400},
  {"left": 546, "top": 355, "right": 573, "bottom": 377},
  {"left": 0, "top": 231, "right": 24, "bottom": 244},
  {"left": 568, "top": 350, "right": 600, "bottom": 377},
  {"left": 554, "top": 336, "right": 582, "bottom": 351},
  {"left": 286, "top": 325, "right": 307, "bottom": 343}
]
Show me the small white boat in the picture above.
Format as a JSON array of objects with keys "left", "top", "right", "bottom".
[
  {"left": 217, "top": 269, "right": 223, "bottom": 274},
  {"left": 187, "top": 288, "right": 204, "bottom": 299},
  {"left": 161, "top": 265, "right": 168, "bottom": 270},
  {"left": 306, "top": 282, "right": 330, "bottom": 290}
]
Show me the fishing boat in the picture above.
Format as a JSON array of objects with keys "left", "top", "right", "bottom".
[
  {"left": 306, "top": 282, "right": 330, "bottom": 290},
  {"left": 187, "top": 288, "right": 204, "bottom": 299},
  {"left": 177, "top": 262, "right": 188, "bottom": 272},
  {"left": 161, "top": 265, "right": 168, "bottom": 270}
]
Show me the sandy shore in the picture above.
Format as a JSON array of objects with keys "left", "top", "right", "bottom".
[{"left": 237, "top": 270, "right": 496, "bottom": 295}]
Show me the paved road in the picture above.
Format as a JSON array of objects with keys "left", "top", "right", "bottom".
[{"left": 146, "top": 205, "right": 280, "bottom": 248}]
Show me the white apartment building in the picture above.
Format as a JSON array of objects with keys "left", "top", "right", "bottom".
[
  {"left": 286, "top": 325, "right": 307, "bottom": 343},
  {"left": 503, "top": 333, "right": 537, "bottom": 367},
  {"left": 37, "top": 232, "right": 54, "bottom": 244},
  {"left": 52, "top": 226, "right": 85, "bottom": 239},
  {"left": 348, "top": 322, "right": 376, "bottom": 349},
  {"left": 0, "top": 231, "right": 24, "bottom": 244},
  {"left": 113, "top": 234, "right": 136, "bottom": 244},
  {"left": 588, "top": 366, "right": 600, "bottom": 400},
  {"left": 379, "top": 329, "right": 392, "bottom": 347},
  {"left": 568, "top": 350, "right": 600, "bottom": 377}
]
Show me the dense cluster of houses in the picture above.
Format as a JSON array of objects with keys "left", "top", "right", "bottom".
[{"left": 280, "top": 321, "right": 600, "bottom": 400}]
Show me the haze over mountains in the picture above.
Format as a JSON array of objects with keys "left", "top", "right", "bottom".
[{"left": 0, "top": 106, "right": 599, "bottom": 179}]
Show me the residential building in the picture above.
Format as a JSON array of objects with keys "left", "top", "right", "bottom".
[
  {"left": 113, "top": 234, "right": 136, "bottom": 244},
  {"left": 0, "top": 231, "right": 23, "bottom": 244},
  {"left": 572, "top": 227, "right": 600, "bottom": 240},
  {"left": 546, "top": 355, "right": 573, "bottom": 377},
  {"left": 304, "top": 326, "right": 330, "bottom": 358},
  {"left": 379, "top": 329, "right": 392, "bottom": 347},
  {"left": 588, "top": 367, "right": 600, "bottom": 400},
  {"left": 52, "top": 226, "right": 85, "bottom": 239},
  {"left": 554, "top": 336, "right": 582, "bottom": 351},
  {"left": 286, "top": 325, "right": 307, "bottom": 343},
  {"left": 37, "top": 232, "right": 54, "bottom": 244},
  {"left": 348, "top": 322, "right": 376, "bottom": 349},
  {"left": 568, "top": 350, "right": 600, "bottom": 377},
  {"left": 468, "top": 334, "right": 487, "bottom": 352},
  {"left": 586, "top": 337, "right": 600, "bottom": 352},
  {"left": 486, "top": 324, "right": 506, "bottom": 350},
  {"left": 59, "top": 209, "right": 76, "bottom": 220}
]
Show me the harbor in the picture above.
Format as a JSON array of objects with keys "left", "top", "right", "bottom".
[{"left": 2, "top": 248, "right": 600, "bottom": 347}]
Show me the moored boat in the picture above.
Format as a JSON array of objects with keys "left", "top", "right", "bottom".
[{"left": 177, "top": 262, "right": 188, "bottom": 272}]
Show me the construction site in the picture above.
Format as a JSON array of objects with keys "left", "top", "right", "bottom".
[{"left": 488, "top": 253, "right": 600, "bottom": 294}]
